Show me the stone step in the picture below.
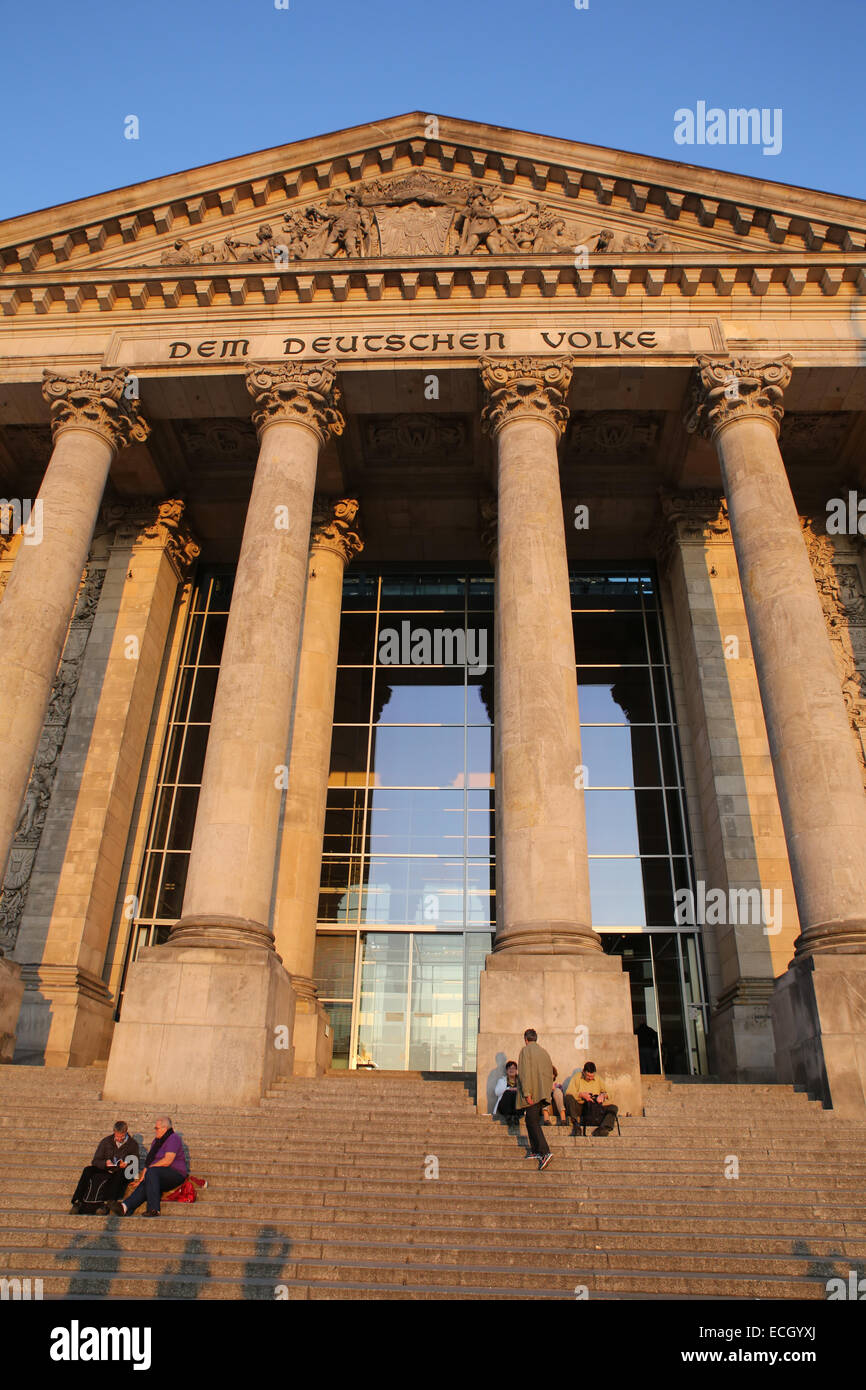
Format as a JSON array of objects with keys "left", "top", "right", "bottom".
[
  {"left": 0, "top": 1236, "right": 856, "bottom": 1281},
  {"left": 0, "top": 1263, "right": 831, "bottom": 1300},
  {"left": 4, "top": 1205, "right": 864, "bottom": 1241},
  {"left": 4, "top": 1221, "right": 866, "bottom": 1260}
]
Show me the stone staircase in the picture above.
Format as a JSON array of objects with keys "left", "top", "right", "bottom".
[{"left": 1, "top": 1066, "right": 865, "bottom": 1299}]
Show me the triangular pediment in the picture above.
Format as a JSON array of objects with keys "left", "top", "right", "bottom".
[{"left": 2, "top": 113, "right": 864, "bottom": 281}]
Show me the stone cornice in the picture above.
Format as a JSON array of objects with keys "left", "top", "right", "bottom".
[
  {"left": 42, "top": 367, "right": 149, "bottom": 449},
  {"left": 246, "top": 360, "right": 345, "bottom": 444},
  {"left": 685, "top": 355, "right": 793, "bottom": 440},
  {"left": 1, "top": 255, "right": 862, "bottom": 318},
  {"left": 309, "top": 496, "right": 363, "bottom": 565},
  {"left": 480, "top": 355, "right": 573, "bottom": 437}
]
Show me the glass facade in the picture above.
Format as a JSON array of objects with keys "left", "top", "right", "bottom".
[
  {"left": 120, "top": 564, "right": 708, "bottom": 1073},
  {"left": 313, "top": 573, "right": 495, "bottom": 1071},
  {"left": 116, "top": 571, "right": 234, "bottom": 1003}
]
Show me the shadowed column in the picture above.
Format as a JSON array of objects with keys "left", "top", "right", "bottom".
[{"left": 273, "top": 496, "right": 363, "bottom": 1075}]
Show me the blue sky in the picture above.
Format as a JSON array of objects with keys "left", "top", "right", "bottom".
[{"left": 1, "top": 0, "right": 863, "bottom": 219}]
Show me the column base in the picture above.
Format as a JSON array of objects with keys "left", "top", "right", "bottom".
[
  {"left": 476, "top": 951, "right": 642, "bottom": 1117},
  {"left": 103, "top": 943, "right": 297, "bottom": 1106},
  {"left": 291, "top": 981, "right": 334, "bottom": 1078},
  {"left": 13, "top": 965, "right": 114, "bottom": 1067},
  {"left": 0, "top": 957, "right": 23, "bottom": 1063},
  {"left": 793, "top": 919, "right": 866, "bottom": 956},
  {"left": 493, "top": 922, "right": 603, "bottom": 956},
  {"left": 168, "top": 913, "right": 277, "bottom": 951},
  {"left": 708, "top": 979, "right": 777, "bottom": 1083},
  {"left": 772, "top": 954, "right": 866, "bottom": 1117}
]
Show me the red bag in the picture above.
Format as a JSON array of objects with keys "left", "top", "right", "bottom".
[{"left": 163, "top": 1174, "right": 207, "bottom": 1204}]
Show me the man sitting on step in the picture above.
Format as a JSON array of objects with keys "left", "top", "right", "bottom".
[
  {"left": 70, "top": 1121, "right": 140, "bottom": 1215},
  {"left": 108, "top": 1115, "right": 187, "bottom": 1217},
  {"left": 565, "top": 1062, "right": 619, "bottom": 1137}
]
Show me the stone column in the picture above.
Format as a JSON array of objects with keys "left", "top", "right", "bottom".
[
  {"left": 273, "top": 497, "right": 363, "bottom": 1076},
  {"left": 657, "top": 491, "right": 799, "bottom": 1082},
  {"left": 474, "top": 356, "right": 641, "bottom": 1116},
  {"left": 104, "top": 362, "right": 345, "bottom": 1106},
  {"left": 0, "top": 369, "right": 148, "bottom": 887},
  {"left": 12, "top": 500, "right": 199, "bottom": 1068},
  {"left": 687, "top": 355, "right": 866, "bottom": 1114}
]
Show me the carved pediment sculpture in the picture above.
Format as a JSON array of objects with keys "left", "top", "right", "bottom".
[{"left": 154, "top": 172, "right": 666, "bottom": 265}]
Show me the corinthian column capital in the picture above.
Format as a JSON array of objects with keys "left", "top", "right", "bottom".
[
  {"left": 245, "top": 360, "right": 345, "bottom": 445},
  {"left": 480, "top": 356, "right": 573, "bottom": 438},
  {"left": 42, "top": 368, "right": 150, "bottom": 450},
  {"left": 310, "top": 495, "right": 363, "bottom": 565},
  {"left": 685, "top": 354, "right": 793, "bottom": 441}
]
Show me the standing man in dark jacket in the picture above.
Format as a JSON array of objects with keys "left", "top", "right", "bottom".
[
  {"left": 70, "top": 1122, "right": 140, "bottom": 1214},
  {"left": 517, "top": 1029, "right": 555, "bottom": 1171}
]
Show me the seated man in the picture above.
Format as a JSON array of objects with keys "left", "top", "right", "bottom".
[
  {"left": 71, "top": 1121, "right": 140, "bottom": 1214},
  {"left": 565, "top": 1061, "right": 619, "bottom": 1137},
  {"left": 108, "top": 1115, "right": 187, "bottom": 1217},
  {"left": 492, "top": 1060, "right": 520, "bottom": 1131}
]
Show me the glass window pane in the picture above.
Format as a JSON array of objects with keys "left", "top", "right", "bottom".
[
  {"left": 580, "top": 726, "right": 664, "bottom": 788},
  {"left": 171, "top": 668, "right": 196, "bottom": 725},
  {"left": 367, "top": 789, "right": 465, "bottom": 855},
  {"left": 180, "top": 615, "right": 204, "bottom": 663},
  {"left": 167, "top": 785, "right": 200, "bottom": 852},
  {"left": 573, "top": 613, "right": 648, "bottom": 665},
  {"left": 356, "top": 933, "right": 411, "bottom": 1069},
  {"left": 467, "top": 671, "right": 494, "bottom": 725},
  {"left": 362, "top": 858, "right": 465, "bottom": 926},
  {"left": 328, "top": 726, "right": 369, "bottom": 786},
  {"left": 156, "top": 852, "right": 189, "bottom": 918},
  {"left": 322, "top": 1002, "right": 352, "bottom": 1069},
  {"left": 589, "top": 858, "right": 648, "bottom": 927},
  {"left": 467, "top": 726, "right": 494, "bottom": 788},
  {"left": 380, "top": 577, "right": 465, "bottom": 609},
  {"left": 323, "top": 790, "right": 367, "bottom": 858},
  {"left": 178, "top": 725, "right": 210, "bottom": 784},
  {"left": 198, "top": 614, "right": 228, "bottom": 665},
  {"left": 370, "top": 726, "right": 465, "bottom": 788},
  {"left": 578, "top": 668, "right": 655, "bottom": 724},
  {"left": 333, "top": 668, "right": 372, "bottom": 724},
  {"left": 188, "top": 667, "right": 219, "bottom": 723},
  {"left": 338, "top": 614, "right": 377, "bottom": 666},
  {"left": 373, "top": 668, "right": 466, "bottom": 724},
  {"left": 318, "top": 857, "right": 360, "bottom": 924},
  {"left": 341, "top": 574, "right": 378, "bottom": 610},
  {"left": 313, "top": 934, "right": 356, "bottom": 999},
  {"left": 585, "top": 790, "right": 670, "bottom": 856},
  {"left": 467, "top": 860, "right": 495, "bottom": 925}
]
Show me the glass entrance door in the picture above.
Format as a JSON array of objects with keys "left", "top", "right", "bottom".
[{"left": 350, "top": 931, "right": 489, "bottom": 1071}]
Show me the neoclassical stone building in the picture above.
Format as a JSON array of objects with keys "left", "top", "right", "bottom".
[{"left": 0, "top": 114, "right": 864, "bottom": 1116}]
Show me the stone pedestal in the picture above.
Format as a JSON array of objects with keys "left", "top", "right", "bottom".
[
  {"left": 103, "top": 942, "right": 295, "bottom": 1106},
  {"left": 772, "top": 956, "right": 866, "bottom": 1117},
  {"left": 0, "top": 956, "right": 23, "bottom": 1062},
  {"left": 476, "top": 953, "right": 642, "bottom": 1117}
]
